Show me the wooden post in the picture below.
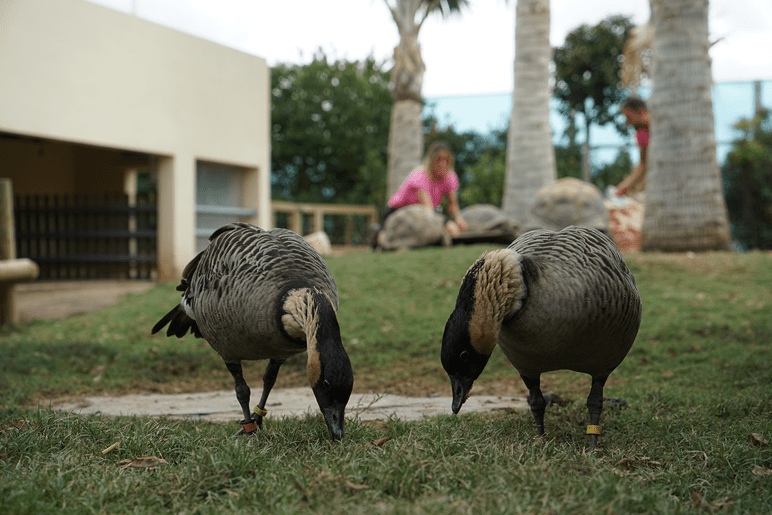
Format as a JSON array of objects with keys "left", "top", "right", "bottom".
[
  {"left": 1, "top": 180, "right": 18, "bottom": 324},
  {"left": 0, "top": 179, "right": 15, "bottom": 261},
  {"left": 124, "top": 169, "right": 138, "bottom": 279},
  {"left": 289, "top": 208, "right": 302, "bottom": 235},
  {"left": 313, "top": 208, "right": 324, "bottom": 234},
  {"left": 0, "top": 180, "right": 40, "bottom": 325},
  {"left": 344, "top": 216, "right": 353, "bottom": 244}
]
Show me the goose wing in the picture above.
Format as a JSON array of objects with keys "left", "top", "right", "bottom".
[{"left": 501, "top": 226, "right": 641, "bottom": 376}]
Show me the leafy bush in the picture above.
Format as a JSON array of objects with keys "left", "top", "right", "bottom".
[{"left": 722, "top": 110, "right": 772, "bottom": 249}]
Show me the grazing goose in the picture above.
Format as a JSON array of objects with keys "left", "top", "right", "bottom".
[
  {"left": 152, "top": 223, "right": 354, "bottom": 440},
  {"left": 441, "top": 226, "right": 642, "bottom": 449}
]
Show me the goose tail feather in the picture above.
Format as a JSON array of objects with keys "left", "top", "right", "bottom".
[{"left": 151, "top": 305, "right": 201, "bottom": 338}]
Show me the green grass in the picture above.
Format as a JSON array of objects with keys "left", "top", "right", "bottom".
[{"left": 1, "top": 245, "right": 771, "bottom": 514}]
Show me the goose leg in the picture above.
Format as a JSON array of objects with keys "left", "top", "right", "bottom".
[
  {"left": 586, "top": 375, "right": 608, "bottom": 450},
  {"left": 253, "top": 358, "right": 286, "bottom": 429},
  {"left": 225, "top": 361, "right": 257, "bottom": 434},
  {"left": 520, "top": 374, "right": 546, "bottom": 437}
]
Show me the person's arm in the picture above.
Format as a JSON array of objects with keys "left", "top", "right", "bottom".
[
  {"left": 446, "top": 190, "right": 467, "bottom": 231},
  {"left": 616, "top": 140, "right": 648, "bottom": 196}
]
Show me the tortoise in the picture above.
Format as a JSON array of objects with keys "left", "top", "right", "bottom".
[
  {"left": 523, "top": 178, "right": 610, "bottom": 236},
  {"left": 454, "top": 204, "right": 521, "bottom": 244},
  {"left": 376, "top": 205, "right": 451, "bottom": 251}
]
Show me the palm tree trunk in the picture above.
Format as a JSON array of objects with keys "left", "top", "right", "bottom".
[
  {"left": 386, "top": 2, "right": 426, "bottom": 198},
  {"left": 387, "top": 100, "right": 424, "bottom": 197},
  {"left": 502, "top": 0, "right": 556, "bottom": 223},
  {"left": 641, "top": 0, "right": 731, "bottom": 251}
]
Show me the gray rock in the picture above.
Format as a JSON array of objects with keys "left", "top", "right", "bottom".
[{"left": 304, "top": 231, "right": 332, "bottom": 256}]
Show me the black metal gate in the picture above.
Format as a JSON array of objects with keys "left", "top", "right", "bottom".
[{"left": 14, "top": 193, "right": 157, "bottom": 280}]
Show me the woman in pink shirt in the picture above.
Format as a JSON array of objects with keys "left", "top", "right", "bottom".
[{"left": 386, "top": 140, "right": 468, "bottom": 236}]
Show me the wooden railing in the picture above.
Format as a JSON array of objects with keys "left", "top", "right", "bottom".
[
  {"left": 196, "top": 201, "right": 378, "bottom": 245},
  {"left": 1, "top": 179, "right": 39, "bottom": 324},
  {"left": 11, "top": 195, "right": 375, "bottom": 282},
  {"left": 272, "top": 201, "right": 377, "bottom": 245}
]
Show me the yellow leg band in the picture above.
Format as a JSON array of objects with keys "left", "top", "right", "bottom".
[
  {"left": 253, "top": 406, "right": 268, "bottom": 417},
  {"left": 586, "top": 425, "right": 602, "bottom": 435}
]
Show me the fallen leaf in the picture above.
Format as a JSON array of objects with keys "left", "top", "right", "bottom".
[
  {"left": 117, "top": 456, "right": 167, "bottom": 469},
  {"left": 90, "top": 365, "right": 106, "bottom": 376},
  {"left": 750, "top": 433, "right": 769, "bottom": 447},
  {"left": 691, "top": 492, "right": 734, "bottom": 512},
  {"left": 91, "top": 365, "right": 106, "bottom": 383},
  {"left": 371, "top": 436, "right": 392, "bottom": 447},
  {"left": 639, "top": 456, "right": 662, "bottom": 468},
  {"left": 616, "top": 456, "right": 662, "bottom": 471},
  {"left": 343, "top": 480, "right": 369, "bottom": 491},
  {"left": 751, "top": 466, "right": 772, "bottom": 477},
  {"left": 101, "top": 441, "right": 120, "bottom": 455},
  {"left": 691, "top": 491, "right": 734, "bottom": 512}
]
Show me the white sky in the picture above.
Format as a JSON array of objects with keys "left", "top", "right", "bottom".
[{"left": 88, "top": 0, "right": 772, "bottom": 98}]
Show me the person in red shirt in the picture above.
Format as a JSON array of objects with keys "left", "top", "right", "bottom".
[{"left": 616, "top": 97, "right": 650, "bottom": 198}]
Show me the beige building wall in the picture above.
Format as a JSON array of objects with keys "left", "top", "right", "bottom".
[{"left": 0, "top": 0, "right": 271, "bottom": 279}]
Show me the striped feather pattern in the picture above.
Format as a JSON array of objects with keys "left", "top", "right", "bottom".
[
  {"left": 159, "top": 223, "right": 338, "bottom": 362},
  {"left": 497, "top": 226, "right": 642, "bottom": 378}
]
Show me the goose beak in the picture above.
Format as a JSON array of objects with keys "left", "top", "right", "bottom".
[
  {"left": 320, "top": 403, "right": 346, "bottom": 441},
  {"left": 451, "top": 376, "right": 474, "bottom": 414}
]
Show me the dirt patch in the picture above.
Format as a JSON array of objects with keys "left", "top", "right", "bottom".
[
  {"left": 12, "top": 247, "right": 369, "bottom": 324},
  {"left": 15, "top": 280, "right": 155, "bottom": 323}
]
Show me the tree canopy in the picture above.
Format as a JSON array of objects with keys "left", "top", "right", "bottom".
[
  {"left": 270, "top": 53, "right": 392, "bottom": 206},
  {"left": 553, "top": 14, "right": 635, "bottom": 178},
  {"left": 722, "top": 110, "right": 772, "bottom": 249},
  {"left": 553, "top": 15, "right": 634, "bottom": 133}
]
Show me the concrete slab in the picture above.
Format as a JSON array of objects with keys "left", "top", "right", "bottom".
[{"left": 50, "top": 387, "right": 529, "bottom": 422}]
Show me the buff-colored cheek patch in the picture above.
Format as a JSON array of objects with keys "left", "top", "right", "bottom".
[
  {"left": 467, "top": 250, "right": 525, "bottom": 356},
  {"left": 282, "top": 289, "right": 322, "bottom": 385}
]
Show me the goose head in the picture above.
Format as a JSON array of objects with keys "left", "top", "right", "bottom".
[
  {"left": 308, "top": 329, "right": 353, "bottom": 441},
  {"left": 310, "top": 363, "right": 353, "bottom": 441},
  {"left": 442, "top": 250, "right": 527, "bottom": 414},
  {"left": 303, "top": 294, "right": 353, "bottom": 441},
  {"left": 441, "top": 308, "right": 492, "bottom": 414},
  {"left": 283, "top": 287, "right": 353, "bottom": 440}
]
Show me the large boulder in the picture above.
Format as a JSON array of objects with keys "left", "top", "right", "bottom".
[
  {"left": 453, "top": 204, "right": 520, "bottom": 244},
  {"left": 377, "top": 205, "right": 450, "bottom": 250},
  {"left": 524, "top": 177, "right": 610, "bottom": 236}
]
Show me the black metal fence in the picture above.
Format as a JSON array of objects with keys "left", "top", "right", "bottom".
[{"left": 14, "top": 193, "right": 157, "bottom": 280}]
